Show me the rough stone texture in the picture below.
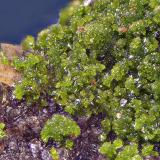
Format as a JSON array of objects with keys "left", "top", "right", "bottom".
[
  {"left": 0, "top": 43, "right": 23, "bottom": 61},
  {"left": 68, "top": 114, "right": 106, "bottom": 160},
  {"left": 0, "top": 63, "right": 21, "bottom": 86},
  {"left": 0, "top": 86, "right": 56, "bottom": 160},
  {"left": 0, "top": 85, "right": 108, "bottom": 160},
  {"left": 0, "top": 43, "right": 22, "bottom": 86}
]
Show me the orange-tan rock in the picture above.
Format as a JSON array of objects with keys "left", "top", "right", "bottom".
[
  {"left": 0, "top": 43, "right": 22, "bottom": 86},
  {"left": 1, "top": 43, "right": 23, "bottom": 61}
]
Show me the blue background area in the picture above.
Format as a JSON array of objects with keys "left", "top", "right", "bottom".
[{"left": 0, "top": 0, "right": 69, "bottom": 44}]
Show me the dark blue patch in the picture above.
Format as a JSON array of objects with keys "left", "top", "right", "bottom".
[{"left": 0, "top": 0, "right": 69, "bottom": 43}]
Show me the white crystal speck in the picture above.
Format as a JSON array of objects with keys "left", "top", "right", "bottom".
[{"left": 120, "top": 99, "right": 127, "bottom": 107}]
